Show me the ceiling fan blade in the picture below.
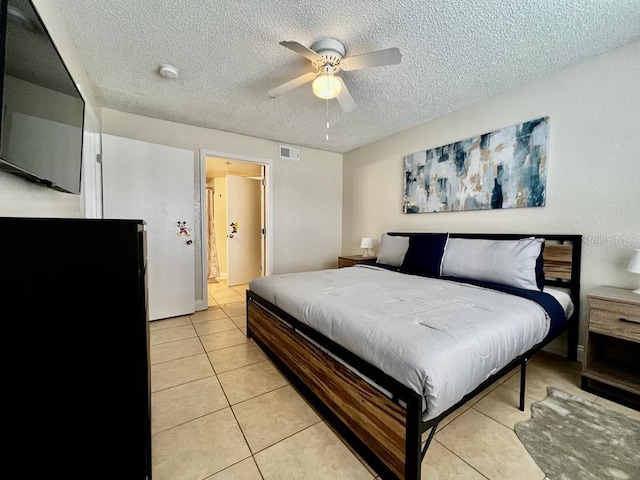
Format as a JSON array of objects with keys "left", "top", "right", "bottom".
[
  {"left": 340, "top": 47, "right": 402, "bottom": 71},
  {"left": 336, "top": 77, "right": 356, "bottom": 113},
  {"left": 279, "top": 41, "right": 323, "bottom": 62},
  {"left": 268, "top": 71, "right": 317, "bottom": 98}
]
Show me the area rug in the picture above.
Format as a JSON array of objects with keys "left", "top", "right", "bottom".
[{"left": 514, "top": 387, "right": 640, "bottom": 480}]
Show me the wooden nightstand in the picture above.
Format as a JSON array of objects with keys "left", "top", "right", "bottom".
[
  {"left": 581, "top": 286, "right": 640, "bottom": 407},
  {"left": 338, "top": 255, "right": 378, "bottom": 268}
]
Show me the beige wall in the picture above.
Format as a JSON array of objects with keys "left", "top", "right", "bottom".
[
  {"left": 102, "top": 109, "right": 343, "bottom": 304},
  {"left": 343, "top": 39, "right": 640, "bottom": 356},
  {"left": 0, "top": 0, "right": 102, "bottom": 217}
]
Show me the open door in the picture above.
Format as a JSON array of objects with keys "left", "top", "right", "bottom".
[
  {"left": 102, "top": 134, "right": 195, "bottom": 320},
  {"left": 226, "top": 174, "right": 262, "bottom": 286}
]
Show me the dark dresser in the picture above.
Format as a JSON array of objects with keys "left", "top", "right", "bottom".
[{"left": 1, "top": 217, "right": 151, "bottom": 479}]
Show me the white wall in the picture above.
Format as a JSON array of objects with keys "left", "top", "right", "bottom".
[
  {"left": 343, "top": 39, "right": 640, "bottom": 356},
  {"left": 102, "top": 108, "right": 343, "bottom": 303},
  {"left": 0, "top": 0, "right": 102, "bottom": 218},
  {"left": 212, "top": 178, "right": 228, "bottom": 277}
]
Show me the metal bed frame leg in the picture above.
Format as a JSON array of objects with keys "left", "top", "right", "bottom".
[
  {"left": 519, "top": 358, "right": 528, "bottom": 411},
  {"left": 421, "top": 422, "right": 439, "bottom": 460}
]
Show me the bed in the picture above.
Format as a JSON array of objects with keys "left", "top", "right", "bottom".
[{"left": 246, "top": 233, "right": 581, "bottom": 480}]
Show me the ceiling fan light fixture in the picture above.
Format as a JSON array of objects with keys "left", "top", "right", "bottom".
[{"left": 312, "top": 71, "right": 341, "bottom": 99}]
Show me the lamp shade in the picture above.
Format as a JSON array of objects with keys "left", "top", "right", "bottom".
[
  {"left": 627, "top": 249, "right": 640, "bottom": 274},
  {"left": 360, "top": 237, "right": 374, "bottom": 249},
  {"left": 312, "top": 73, "right": 341, "bottom": 99}
]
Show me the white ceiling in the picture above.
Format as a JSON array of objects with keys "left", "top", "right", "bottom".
[{"left": 51, "top": 0, "right": 640, "bottom": 154}]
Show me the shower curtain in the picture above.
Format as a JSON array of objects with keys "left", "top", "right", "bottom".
[{"left": 206, "top": 188, "right": 220, "bottom": 279}]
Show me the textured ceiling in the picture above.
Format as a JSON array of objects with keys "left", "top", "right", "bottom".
[{"left": 51, "top": 0, "right": 640, "bottom": 153}]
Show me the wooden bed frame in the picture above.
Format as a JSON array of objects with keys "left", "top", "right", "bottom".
[{"left": 246, "top": 233, "right": 582, "bottom": 480}]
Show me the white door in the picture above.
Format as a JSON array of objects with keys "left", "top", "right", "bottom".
[
  {"left": 226, "top": 175, "right": 262, "bottom": 286},
  {"left": 102, "top": 134, "right": 195, "bottom": 320}
]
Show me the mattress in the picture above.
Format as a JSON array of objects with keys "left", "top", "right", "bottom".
[{"left": 249, "top": 265, "right": 570, "bottom": 421}]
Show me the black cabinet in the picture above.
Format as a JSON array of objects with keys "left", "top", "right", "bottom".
[{"left": 1, "top": 217, "right": 151, "bottom": 479}]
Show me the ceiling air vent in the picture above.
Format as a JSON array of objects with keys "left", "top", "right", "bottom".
[{"left": 279, "top": 145, "right": 300, "bottom": 161}]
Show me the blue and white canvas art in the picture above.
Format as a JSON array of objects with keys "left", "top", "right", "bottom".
[{"left": 403, "top": 117, "right": 549, "bottom": 213}]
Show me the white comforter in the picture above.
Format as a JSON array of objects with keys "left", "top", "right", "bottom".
[{"left": 249, "top": 265, "right": 551, "bottom": 420}]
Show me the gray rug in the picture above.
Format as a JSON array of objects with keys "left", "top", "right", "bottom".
[{"left": 515, "top": 387, "right": 640, "bottom": 480}]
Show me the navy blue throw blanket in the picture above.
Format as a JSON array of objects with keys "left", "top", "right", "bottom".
[{"left": 440, "top": 276, "right": 567, "bottom": 339}]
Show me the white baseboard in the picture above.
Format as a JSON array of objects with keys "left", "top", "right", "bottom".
[
  {"left": 195, "top": 300, "right": 208, "bottom": 311},
  {"left": 542, "top": 339, "right": 585, "bottom": 364},
  {"left": 576, "top": 345, "right": 584, "bottom": 364}
]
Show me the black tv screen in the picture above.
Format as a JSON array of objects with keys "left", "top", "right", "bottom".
[{"left": 0, "top": 0, "right": 85, "bottom": 194}]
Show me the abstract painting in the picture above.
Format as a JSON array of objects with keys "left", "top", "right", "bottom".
[{"left": 403, "top": 117, "right": 549, "bottom": 213}]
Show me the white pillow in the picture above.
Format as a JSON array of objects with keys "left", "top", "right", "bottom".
[
  {"left": 376, "top": 233, "right": 410, "bottom": 267},
  {"left": 441, "top": 237, "right": 544, "bottom": 291}
]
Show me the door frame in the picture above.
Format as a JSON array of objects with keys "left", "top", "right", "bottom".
[{"left": 198, "top": 149, "right": 272, "bottom": 310}]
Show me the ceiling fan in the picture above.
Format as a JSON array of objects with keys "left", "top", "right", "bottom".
[{"left": 268, "top": 38, "right": 402, "bottom": 113}]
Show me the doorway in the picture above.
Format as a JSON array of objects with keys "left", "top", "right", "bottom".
[{"left": 200, "top": 152, "right": 270, "bottom": 309}]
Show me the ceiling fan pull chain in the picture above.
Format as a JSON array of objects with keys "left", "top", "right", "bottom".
[{"left": 326, "top": 98, "right": 330, "bottom": 141}]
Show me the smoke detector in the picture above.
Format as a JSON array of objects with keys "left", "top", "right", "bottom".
[{"left": 158, "top": 64, "right": 179, "bottom": 79}]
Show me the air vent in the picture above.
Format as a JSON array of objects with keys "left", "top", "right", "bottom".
[{"left": 279, "top": 145, "right": 300, "bottom": 161}]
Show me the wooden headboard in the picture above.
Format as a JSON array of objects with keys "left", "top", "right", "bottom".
[
  {"left": 388, "top": 232, "right": 583, "bottom": 360},
  {"left": 542, "top": 244, "right": 574, "bottom": 281}
]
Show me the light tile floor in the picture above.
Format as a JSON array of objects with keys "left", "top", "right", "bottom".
[
  {"left": 149, "top": 299, "right": 640, "bottom": 480},
  {"left": 207, "top": 279, "right": 248, "bottom": 307}
]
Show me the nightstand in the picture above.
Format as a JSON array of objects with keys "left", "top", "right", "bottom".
[
  {"left": 338, "top": 255, "right": 377, "bottom": 268},
  {"left": 581, "top": 286, "right": 640, "bottom": 407}
]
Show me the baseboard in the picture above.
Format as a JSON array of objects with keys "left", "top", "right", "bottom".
[
  {"left": 576, "top": 345, "right": 584, "bottom": 364},
  {"left": 542, "top": 338, "right": 584, "bottom": 364},
  {"left": 195, "top": 299, "right": 208, "bottom": 311}
]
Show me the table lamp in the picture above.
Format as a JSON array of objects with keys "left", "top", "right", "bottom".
[
  {"left": 627, "top": 249, "right": 640, "bottom": 294},
  {"left": 360, "top": 237, "right": 374, "bottom": 258}
]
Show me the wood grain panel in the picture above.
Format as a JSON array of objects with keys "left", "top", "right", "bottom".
[
  {"left": 248, "top": 301, "right": 408, "bottom": 478},
  {"left": 588, "top": 298, "right": 640, "bottom": 342},
  {"left": 543, "top": 244, "right": 573, "bottom": 280}
]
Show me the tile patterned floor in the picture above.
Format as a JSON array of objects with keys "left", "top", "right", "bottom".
[
  {"left": 207, "top": 280, "right": 248, "bottom": 307},
  {"left": 149, "top": 290, "right": 640, "bottom": 480}
]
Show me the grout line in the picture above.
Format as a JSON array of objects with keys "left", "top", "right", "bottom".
[
  {"left": 217, "top": 358, "right": 272, "bottom": 381},
  {"left": 194, "top": 325, "right": 240, "bottom": 336},
  {"left": 471, "top": 406, "right": 529, "bottom": 436},
  {"left": 204, "top": 339, "right": 264, "bottom": 356},
  {"left": 151, "top": 372, "right": 217, "bottom": 395},
  {"left": 203, "top": 456, "right": 264, "bottom": 480},
  {"left": 151, "top": 400, "right": 229, "bottom": 436},
  {"left": 148, "top": 320, "right": 192, "bottom": 332},
  {"left": 429, "top": 439, "right": 491, "bottom": 479},
  {"left": 200, "top": 341, "right": 234, "bottom": 410},
  {"left": 251, "top": 456, "right": 266, "bottom": 480},
  {"left": 229, "top": 384, "right": 291, "bottom": 408},
  {"left": 227, "top": 395, "right": 258, "bottom": 464},
  {"left": 249, "top": 419, "right": 324, "bottom": 456},
  {"left": 431, "top": 405, "right": 471, "bottom": 435},
  {"left": 208, "top": 357, "right": 266, "bottom": 376},
  {"left": 250, "top": 421, "right": 323, "bottom": 457},
  {"left": 151, "top": 405, "right": 239, "bottom": 441},
  {"left": 149, "top": 333, "right": 198, "bottom": 348},
  {"left": 149, "top": 321, "right": 197, "bottom": 335},
  {"left": 151, "top": 350, "right": 205, "bottom": 367},
  {"left": 149, "top": 320, "right": 196, "bottom": 332}
]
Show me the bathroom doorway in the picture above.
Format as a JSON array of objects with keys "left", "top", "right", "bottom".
[{"left": 201, "top": 153, "right": 270, "bottom": 307}]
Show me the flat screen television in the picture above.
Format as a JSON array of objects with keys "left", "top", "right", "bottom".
[{"left": 0, "top": 0, "right": 85, "bottom": 194}]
